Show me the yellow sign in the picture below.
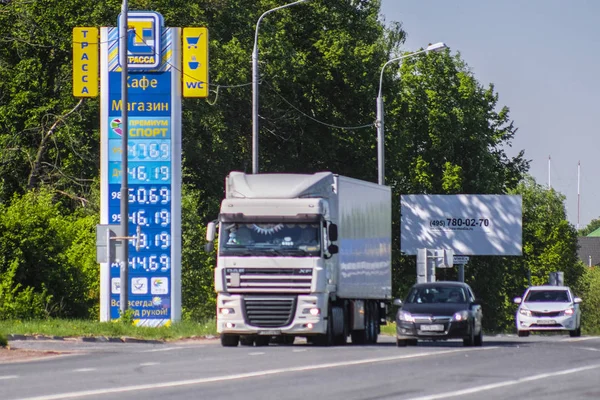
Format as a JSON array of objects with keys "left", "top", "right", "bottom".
[
  {"left": 73, "top": 27, "right": 99, "bottom": 97},
  {"left": 182, "top": 27, "right": 209, "bottom": 98}
]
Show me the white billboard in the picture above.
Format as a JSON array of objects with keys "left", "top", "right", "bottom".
[{"left": 401, "top": 194, "right": 522, "bottom": 256}]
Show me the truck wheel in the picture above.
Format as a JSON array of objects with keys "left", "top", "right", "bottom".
[
  {"left": 220, "top": 334, "right": 239, "bottom": 347},
  {"left": 239, "top": 336, "right": 254, "bottom": 346},
  {"left": 254, "top": 336, "right": 270, "bottom": 346},
  {"left": 314, "top": 309, "right": 335, "bottom": 346},
  {"left": 368, "top": 301, "right": 379, "bottom": 344}
]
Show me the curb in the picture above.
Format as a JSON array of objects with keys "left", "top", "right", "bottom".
[
  {"left": 6, "top": 334, "right": 218, "bottom": 344},
  {"left": 7, "top": 334, "right": 166, "bottom": 344}
]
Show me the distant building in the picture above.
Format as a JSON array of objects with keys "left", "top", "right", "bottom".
[{"left": 577, "top": 228, "right": 600, "bottom": 267}]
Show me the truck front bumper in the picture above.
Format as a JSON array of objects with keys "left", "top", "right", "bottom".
[{"left": 216, "top": 293, "right": 328, "bottom": 335}]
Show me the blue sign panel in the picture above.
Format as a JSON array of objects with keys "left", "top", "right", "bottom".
[{"left": 107, "top": 18, "right": 174, "bottom": 324}]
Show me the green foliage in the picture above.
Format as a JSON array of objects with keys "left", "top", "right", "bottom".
[
  {"left": 578, "top": 218, "right": 600, "bottom": 237},
  {"left": 118, "top": 309, "right": 136, "bottom": 326},
  {"left": 574, "top": 267, "right": 600, "bottom": 334},
  {"left": 0, "top": 188, "right": 98, "bottom": 319},
  {"left": 0, "top": 332, "right": 7, "bottom": 348},
  {"left": 180, "top": 185, "right": 217, "bottom": 321}
]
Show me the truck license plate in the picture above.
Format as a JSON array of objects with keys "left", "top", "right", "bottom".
[
  {"left": 258, "top": 330, "right": 281, "bottom": 335},
  {"left": 420, "top": 324, "right": 444, "bottom": 332}
]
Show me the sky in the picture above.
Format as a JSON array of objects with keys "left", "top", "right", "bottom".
[{"left": 380, "top": 0, "right": 600, "bottom": 229}]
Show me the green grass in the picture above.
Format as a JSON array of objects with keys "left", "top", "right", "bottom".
[
  {"left": 0, "top": 319, "right": 217, "bottom": 341},
  {"left": 380, "top": 322, "right": 396, "bottom": 336}
]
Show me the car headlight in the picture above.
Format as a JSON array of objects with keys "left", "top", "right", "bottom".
[
  {"left": 561, "top": 307, "right": 575, "bottom": 316},
  {"left": 452, "top": 310, "right": 469, "bottom": 321},
  {"left": 519, "top": 308, "right": 532, "bottom": 317},
  {"left": 398, "top": 310, "right": 415, "bottom": 322}
]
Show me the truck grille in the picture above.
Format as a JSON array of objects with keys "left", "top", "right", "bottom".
[
  {"left": 225, "top": 268, "right": 312, "bottom": 293},
  {"left": 243, "top": 296, "right": 297, "bottom": 328}
]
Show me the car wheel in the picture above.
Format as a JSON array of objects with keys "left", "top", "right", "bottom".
[
  {"left": 517, "top": 330, "right": 529, "bottom": 337},
  {"left": 463, "top": 323, "right": 475, "bottom": 347},
  {"left": 569, "top": 327, "right": 581, "bottom": 338},
  {"left": 396, "top": 338, "right": 407, "bottom": 347}
]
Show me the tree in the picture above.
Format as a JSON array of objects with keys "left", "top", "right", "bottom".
[
  {"left": 467, "top": 176, "right": 585, "bottom": 331},
  {"left": 578, "top": 218, "right": 600, "bottom": 237}
]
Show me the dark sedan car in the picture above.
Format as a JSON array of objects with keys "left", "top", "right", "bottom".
[{"left": 394, "top": 281, "right": 483, "bottom": 347}]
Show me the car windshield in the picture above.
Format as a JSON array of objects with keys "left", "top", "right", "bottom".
[
  {"left": 219, "top": 222, "right": 321, "bottom": 257},
  {"left": 405, "top": 286, "right": 467, "bottom": 304},
  {"left": 524, "top": 290, "right": 570, "bottom": 303}
]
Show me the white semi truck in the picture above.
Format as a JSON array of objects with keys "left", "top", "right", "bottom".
[{"left": 205, "top": 171, "right": 392, "bottom": 346}]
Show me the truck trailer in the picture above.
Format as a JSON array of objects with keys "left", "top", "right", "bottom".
[{"left": 205, "top": 171, "right": 392, "bottom": 346}]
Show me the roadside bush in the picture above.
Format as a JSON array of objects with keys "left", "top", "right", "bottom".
[
  {"left": 0, "top": 332, "right": 7, "bottom": 348},
  {"left": 0, "top": 188, "right": 98, "bottom": 319},
  {"left": 575, "top": 266, "right": 600, "bottom": 334}
]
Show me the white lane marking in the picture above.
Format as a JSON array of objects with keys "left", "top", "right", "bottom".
[
  {"left": 139, "top": 362, "right": 159, "bottom": 367},
  {"left": 248, "top": 352, "right": 265, "bottom": 356},
  {"left": 73, "top": 368, "right": 96, "bottom": 373},
  {"left": 575, "top": 347, "right": 600, "bottom": 352},
  {"left": 292, "top": 349, "right": 307, "bottom": 353},
  {"left": 562, "top": 336, "right": 600, "bottom": 342},
  {"left": 141, "top": 347, "right": 185, "bottom": 353},
  {"left": 409, "top": 363, "right": 600, "bottom": 400},
  {"left": 0, "top": 375, "right": 19, "bottom": 380},
  {"left": 11, "top": 347, "right": 498, "bottom": 400}
]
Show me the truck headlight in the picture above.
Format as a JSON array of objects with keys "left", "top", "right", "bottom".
[
  {"left": 519, "top": 308, "right": 532, "bottom": 317},
  {"left": 219, "top": 308, "right": 235, "bottom": 315},
  {"left": 302, "top": 308, "right": 320, "bottom": 316}
]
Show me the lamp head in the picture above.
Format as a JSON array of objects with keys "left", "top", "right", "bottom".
[{"left": 426, "top": 42, "right": 447, "bottom": 52}]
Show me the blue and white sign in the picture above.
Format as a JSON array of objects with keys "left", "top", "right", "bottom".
[
  {"left": 118, "top": 11, "right": 163, "bottom": 70},
  {"left": 100, "top": 13, "right": 181, "bottom": 327}
]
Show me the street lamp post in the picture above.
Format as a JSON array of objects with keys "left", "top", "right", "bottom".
[
  {"left": 375, "top": 42, "right": 447, "bottom": 185},
  {"left": 252, "top": 0, "right": 309, "bottom": 175}
]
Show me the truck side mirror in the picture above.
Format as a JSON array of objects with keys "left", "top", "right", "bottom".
[
  {"left": 328, "top": 223, "right": 338, "bottom": 242},
  {"left": 328, "top": 244, "right": 339, "bottom": 255},
  {"left": 205, "top": 222, "right": 216, "bottom": 253},
  {"left": 206, "top": 221, "right": 216, "bottom": 242}
]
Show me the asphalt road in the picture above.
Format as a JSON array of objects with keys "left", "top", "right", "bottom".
[{"left": 3, "top": 334, "right": 600, "bottom": 400}]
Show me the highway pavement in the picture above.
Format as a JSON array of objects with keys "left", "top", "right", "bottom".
[{"left": 2, "top": 334, "right": 600, "bottom": 400}]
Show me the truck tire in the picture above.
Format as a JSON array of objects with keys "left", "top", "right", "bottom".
[
  {"left": 239, "top": 336, "right": 254, "bottom": 346},
  {"left": 220, "top": 334, "right": 239, "bottom": 347},
  {"left": 254, "top": 336, "right": 270, "bottom": 346},
  {"left": 313, "top": 308, "right": 335, "bottom": 346},
  {"left": 362, "top": 301, "right": 378, "bottom": 344}
]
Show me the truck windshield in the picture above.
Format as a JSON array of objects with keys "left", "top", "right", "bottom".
[{"left": 219, "top": 223, "right": 321, "bottom": 257}]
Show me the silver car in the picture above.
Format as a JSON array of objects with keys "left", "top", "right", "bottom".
[{"left": 514, "top": 285, "right": 582, "bottom": 337}]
